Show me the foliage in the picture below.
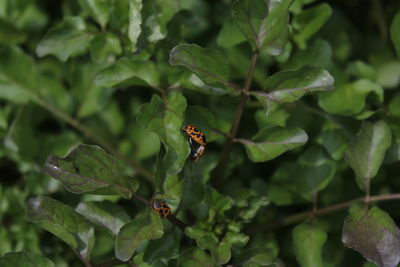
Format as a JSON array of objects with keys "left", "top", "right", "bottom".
[{"left": 1, "top": 0, "right": 400, "bottom": 266}]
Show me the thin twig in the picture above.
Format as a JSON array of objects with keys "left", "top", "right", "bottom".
[
  {"left": 212, "top": 53, "right": 259, "bottom": 182},
  {"left": 268, "top": 193, "right": 400, "bottom": 229},
  {"left": 33, "top": 97, "right": 153, "bottom": 182}
]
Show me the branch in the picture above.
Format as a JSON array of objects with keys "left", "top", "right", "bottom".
[
  {"left": 268, "top": 193, "right": 400, "bottom": 229},
  {"left": 33, "top": 96, "right": 153, "bottom": 182},
  {"left": 212, "top": 52, "right": 259, "bottom": 183}
]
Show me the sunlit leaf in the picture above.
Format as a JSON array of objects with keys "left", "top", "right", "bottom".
[
  {"left": 78, "top": 0, "right": 109, "bottom": 28},
  {"left": 90, "top": 33, "right": 121, "bottom": 63},
  {"left": 250, "top": 66, "right": 334, "bottom": 114},
  {"left": 0, "top": 251, "right": 54, "bottom": 267},
  {"left": 115, "top": 212, "right": 164, "bottom": 262},
  {"left": 293, "top": 223, "right": 327, "bottom": 267},
  {"left": 26, "top": 196, "right": 95, "bottom": 259},
  {"left": 42, "top": 144, "right": 137, "bottom": 198},
  {"left": 238, "top": 127, "right": 308, "bottom": 162},
  {"left": 232, "top": 0, "right": 293, "bottom": 55},
  {"left": 76, "top": 201, "right": 130, "bottom": 236},
  {"left": 342, "top": 203, "right": 400, "bottom": 267},
  {"left": 128, "top": 0, "right": 142, "bottom": 51},
  {"left": 346, "top": 120, "right": 392, "bottom": 191}
]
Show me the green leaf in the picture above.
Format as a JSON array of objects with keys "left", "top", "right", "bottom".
[
  {"left": 42, "top": 144, "right": 137, "bottom": 198},
  {"left": 178, "top": 248, "right": 215, "bottom": 267},
  {"left": 293, "top": 223, "right": 327, "bottom": 267},
  {"left": 389, "top": 94, "right": 400, "bottom": 117},
  {"left": 128, "top": 0, "right": 142, "bottom": 51},
  {"left": 143, "top": 228, "right": 180, "bottom": 263},
  {"left": 238, "top": 127, "right": 308, "bottom": 162},
  {"left": 26, "top": 196, "right": 95, "bottom": 259},
  {"left": 232, "top": 0, "right": 292, "bottom": 55},
  {"left": 90, "top": 33, "right": 122, "bottom": 63},
  {"left": 342, "top": 203, "right": 400, "bottom": 267},
  {"left": 292, "top": 3, "right": 332, "bottom": 49},
  {"left": 36, "top": 17, "right": 94, "bottom": 61},
  {"left": 390, "top": 11, "right": 400, "bottom": 58},
  {"left": 78, "top": 0, "right": 109, "bottom": 28},
  {"left": 75, "top": 201, "right": 130, "bottom": 236},
  {"left": 0, "top": 251, "right": 55, "bottom": 267},
  {"left": 376, "top": 61, "right": 400, "bottom": 89},
  {"left": 95, "top": 57, "right": 160, "bottom": 87},
  {"left": 238, "top": 248, "right": 284, "bottom": 267},
  {"left": 320, "top": 121, "right": 349, "bottom": 160},
  {"left": 217, "top": 17, "right": 247, "bottom": 48},
  {"left": 346, "top": 120, "right": 392, "bottom": 191},
  {"left": 0, "top": 18, "right": 26, "bottom": 45},
  {"left": 169, "top": 44, "right": 231, "bottom": 89},
  {"left": 115, "top": 212, "right": 164, "bottom": 262},
  {"left": 250, "top": 66, "right": 334, "bottom": 114},
  {"left": 137, "top": 92, "right": 190, "bottom": 174},
  {"left": 318, "top": 79, "right": 383, "bottom": 116},
  {"left": 346, "top": 61, "right": 377, "bottom": 80}
]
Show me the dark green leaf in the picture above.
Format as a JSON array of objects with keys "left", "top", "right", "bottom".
[
  {"left": 217, "top": 17, "right": 246, "bottom": 48},
  {"left": 75, "top": 201, "right": 130, "bottom": 236},
  {"left": 95, "top": 57, "right": 160, "bottom": 87},
  {"left": 26, "top": 196, "right": 95, "bottom": 259},
  {"left": 143, "top": 228, "right": 180, "bottom": 263},
  {"left": 137, "top": 92, "right": 190, "bottom": 174},
  {"left": 0, "top": 19, "right": 26, "bottom": 45},
  {"left": 232, "top": 0, "right": 292, "bottom": 55},
  {"left": 391, "top": 11, "right": 400, "bottom": 58},
  {"left": 320, "top": 122, "right": 349, "bottom": 160},
  {"left": 0, "top": 251, "right": 54, "bottom": 267},
  {"left": 250, "top": 66, "right": 334, "bottom": 114},
  {"left": 318, "top": 79, "right": 383, "bottom": 116},
  {"left": 346, "top": 120, "right": 392, "bottom": 191},
  {"left": 342, "top": 203, "right": 400, "bottom": 267},
  {"left": 128, "top": 0, "right": 142, "bottom": 51},
  {"left": 292, "top": 3, "right": 332, "bottom": 49},
  {"left": 78, "top": 0, "right": 109, "bottom": 28},
  {"left": 293, "top": 223, "right": 327, "bottom": 267},
  {"left": 90, "top": 33, "right": 121, "bottom": 63},
  {"left": 115, "top": 212, "right": 163, "bottom": 262},
  {"left": 178, "top": 248, "right": 215, "bottom": 267},
  {"left": 36, "top": 17, "right": 94, "bottom": 61},
  {"left": 169, "top": 44, "right": 231, "bottom": 89},
  {"left": 238, "top": 127, "right": 308, "bottom": 162},
  {"left": 389, "top": 94, "right": 400, "bottom": 117},
  {"left": 42, "top": 144, "right": 137, "bottom": 198},
  {"left": 238, "top": 248, "right": 284, "bottom": 267}
]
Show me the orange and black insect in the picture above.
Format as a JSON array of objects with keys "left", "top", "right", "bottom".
[
  {"left": 152, "top": 200, "right": 171, "bottom": 218},
  {"left": 182, "top": 125, "right": 207, "bottom": 146},
  {"left": 190, "top": 144, "right": 206, "bottom": 162}
]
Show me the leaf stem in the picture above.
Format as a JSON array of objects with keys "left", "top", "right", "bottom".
[
  {"left": 212, "top": 52, "right": 259, "bottom": 182},
  {"left": 33, "top": 96, "right": 153, "bottom": 182},
  {"left": 268, "top": 193, "right": 400, "bottom": 229}
]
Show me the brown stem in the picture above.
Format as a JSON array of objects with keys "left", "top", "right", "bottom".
[
  {"left": 33, "top": 97, "right": 153, "bottom": 182},
  {"left": 212, "top": 53, "right": 259, "bottom": 182},
  {"left": 268, "top": 193, "right": 400, "bottom": 229}
]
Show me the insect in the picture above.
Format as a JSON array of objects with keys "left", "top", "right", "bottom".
[
  {"left": 151, "top": 200, "right": 171, "bottom": 218},
  {"left": 190, "top": 144, "right": 206, "bottom": 162},
  {"left": 182, "top": 125, "right": 207, "bottom": 146}
]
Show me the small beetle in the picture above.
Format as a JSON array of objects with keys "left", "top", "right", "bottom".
[
  {"left": 152, "top": 200, "right": 171, "bottom": 218},
  {"left": 182, "top": 125, "right": 207, "bottom": 146},
  {"left": 190, "top": 144, "right": 206, "bottom": 162}
]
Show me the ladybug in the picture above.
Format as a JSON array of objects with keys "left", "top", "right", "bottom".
[
  {"left": 152, "top": 200, "right": 171, "bottom": 218},
  {"left": 190, "top": 144, "right": 206, "bottom": 162},
  {"left": 182, "top": 125, "right": 207, "bottom": 146}
]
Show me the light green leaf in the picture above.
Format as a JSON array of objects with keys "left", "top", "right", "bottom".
[
  {"left": 292, "top": 3, "right": 332, "bottom": 49},
  {"left": 342, "top": 203, "right": 400, "bottom": 267},
  {"left": 318, "top": 79, "right": 383, "bottom": 116},
  {"left": 293, "top": 223, "right": 327, "bottom": 267},
  {"left": 76, "top": 201, "right": 130, "bottom": 236},
  {"left": 376, "top": 61, "right": 400, "bottom": 89},
  {"left": 0, "top": 251, "right": 54, "bottom": 267},
  {"left": 346, "top": 120, "right": 392, "bottom": 191},
  {"left": 115, "top": 212, "right": 164, "bottom": 262},
  {"left": 36, "top": 17, "right": 94, "bottom": 61},
  {"left": 78, "top": 0, "right": 109, "bottom": 28},
  {"left": 137, "top": 92, "right": 190, "bottom": 174},
  {"left": 169, "top": 44, "right": 231, "bottom": 89},
  {"left": 238, "top": 127, "right": 308, "bottom": 162},
  {"left": 26, "top": 196, "right": 95, "bottom": 259},
  {"left": 389, "top": 94, "right": 400, "bottom": 117},
  {"left": 128, "top": 0, "right": 142, "bottom": 51},
  {"left": 178, "top": 248, "right": 215, "bottom": 267},
  {"left": 95, "top": 57, "right": 160, "bottom": 87},
  {"left": 42, "top": 144, "right": 137, "bottom": 198},
  {"left": 90, "top": 33, "right": 122, "bottom": 63},
  {"left": 251, "top": 66, "right": 334, "bottom": 114},
  {"left": 391, "top": 11, "right": 400, "bottom": 58},
  {"left": 232, "top": 0, "right": 293, "bottom": 55}
]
